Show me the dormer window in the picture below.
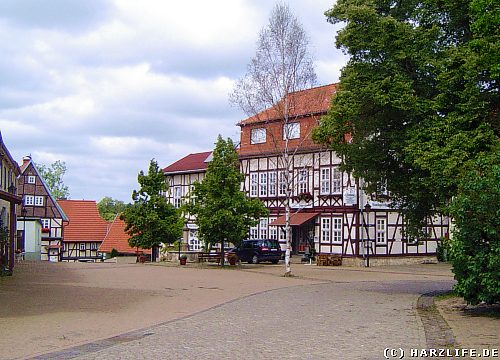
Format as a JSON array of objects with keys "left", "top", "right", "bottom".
[
  {"left": 283, "top": 122, "right": 300, "bottom": 140},
  {"left": 250, "top": 128, "right": 266, "bottom": 144}
]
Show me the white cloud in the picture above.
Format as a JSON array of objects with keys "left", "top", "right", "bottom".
[{"left": 0, "top": 0, "right": 346, "bottom": 202}]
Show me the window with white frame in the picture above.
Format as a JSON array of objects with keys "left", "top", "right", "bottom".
[
  {"left": 259, "top": 172, "right": 267, "bottom": 197},
  {"left": 91, "top": 242, "right": 98, "bottom": 250},
  {"left": 34, "top": 196, "right": 44, "bottom": 206},
  {"left": 321, "top": 218, "right": 331, "bottom": 243},
  {"left": 259, "top": 218, "right": 268, "bottom": 239},
  {"left": 320, "top": 168, "right": 330, "bottom": 194},
  {"left": 376, "top": 218, "right": 387, "bottom": 244},
  {"left": 268, "top": 172, "right": 277, "bottom": 196},
  {"left": 298, "top": 169, "right": 308, "bottom": 194},
  {"left": 41, "top": 219, "right": 50, "bottom": 228},
  {"left": 24, "top": 195, "right": 34, "bottom": 206},
  {"left": 249, "top": 226, "right": 258, "bottom": 239},
  {"left": 332, "top": 167, "right": 342, "bottom": 194},
  {"left": 269, "top": 225, "right": 277, "bottom": 240},
  {"left": 173, "top": 186, "right": 182, "bottom": 208},
  {"left": 79, "top": 243, "right": 86, "bottom": 251},
  {"left": 250, "top": 128, "right": 266, "bottom": 144},
  {"left": 332, "top": 218, "right": 342, "bottom": 244},
  {"left": 27, "top": 175, "right": 35, "bottom": 184},
  {"left": 250, "top": 173, "right": 258, "bottom": 197},
  {"left": 278, "top": 171, "right": 287, "bottom": 196},
  {"left": 283, "top": 122, "right": 300, "bottom": 140}
]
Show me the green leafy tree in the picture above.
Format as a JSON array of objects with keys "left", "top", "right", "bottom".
[
  {"left": 120, "top": 159, "right": 183, "bottom": 250},
  {"left": 313, "top": 0, "right": 498, "bottom": 232},
  {"left": 186, "top": 136, "right": 269, "bottom": 265},
  {"left": 313, "top": 0, "right": 499, "bottom": 302},
  {"left": 36, "top": 160, "right": 70, "bottom": 199},
  {"left": 449, "top": 147, "right": 500, "bottom": 304},
  {"left": 98, "top": 197, "right": 128, "bottom": 221}
]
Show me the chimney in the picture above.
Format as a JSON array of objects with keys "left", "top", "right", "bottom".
[{"left": 22, "top": 155, "right": 31, "bottom": 165}]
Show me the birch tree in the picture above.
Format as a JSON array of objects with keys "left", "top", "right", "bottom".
[{"left": 230, "top": 2, "right": 316, "bottom": 276}]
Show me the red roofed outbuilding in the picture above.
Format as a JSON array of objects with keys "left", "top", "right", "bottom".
[
  {"left": 57, "top": 199, "right": 109, "bottom": 261},
  {"left": 99, "top": 216, "right": 151, "bottom": 255}
]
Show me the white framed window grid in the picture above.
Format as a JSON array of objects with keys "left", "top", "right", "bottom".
[
  {"left": 173, "top": 186, "right": 182, "bottom": 208},
  {"left": 268, "top": 172, "right": 277, "bottom": 196},
  {"left": 91, "top": 243, "right": 98, "bottom": 250},
  {"left": 34, "top": 196, "right": 44, "bottom": 206},
  {"left": 24, "top": 195, "right": 34, "bottom": 206},
  {"left": 278, "top": 171, "right": 287, "bottom": 196},
  {"left": 269, "top": 225, "right": 277, "bottom": 240},
  {"left": 250, "top": 173, "right": 258, "bottom": 197},
  {"left": 321, "top": 218, "right": 331, "bottom": 243},
  {"left": 259, "top": 218, "right": 268, "bottom": 239},
  {"left": 27, "top": 175, "right": 36, "bottom": 184},
  {"left": 298, "top": 169, "right": 308, "bottom": 194},
  {"left": 259, "top": 173, "right": 267, "bottom": 197},
  {"left": 79, "top": 243, "right": 86, "bottom": 251},
  {"left": 376, "top": 218, "right": 387, "bottom": 244},
  {"left": 283, "top": 122, "right": 300, "bottom": 140},
  {"left": 250, "top": 226, "right": 258, "bottom": 239},
  {"left": 332, "top": 217, "right": 342, "bottom": 244},
  {"left": 320, "top": 168, "right": 330, "bottom": 194},
  {"left": 41, "top": 219, "right": 50, "bottom": 228},
  {"left": 332, "top": 167, "right": 342, "bottom": 194},
  {"left": 250, "top": 128, "right": 266, "bottom": 144}
]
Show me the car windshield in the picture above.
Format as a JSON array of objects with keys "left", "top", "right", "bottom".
[{"left": 260, "top": 240, "right": 280, "bottom": 249}]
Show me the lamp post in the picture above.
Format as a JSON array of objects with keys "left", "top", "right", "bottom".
[{"left": 364, "top": 202, "right": 372, "bottom": 267}]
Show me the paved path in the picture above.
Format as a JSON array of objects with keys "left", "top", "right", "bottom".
[{"left": 35, "top": 276, "right": 454, "bottom": 359}]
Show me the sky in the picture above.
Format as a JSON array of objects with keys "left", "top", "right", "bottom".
[{"left": 0, "top": 0, "right": 348, "bottom": 202}]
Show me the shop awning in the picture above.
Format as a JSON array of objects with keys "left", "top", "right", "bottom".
[{"left": 270, "top": 212, "right": 319, "bottom": 226}]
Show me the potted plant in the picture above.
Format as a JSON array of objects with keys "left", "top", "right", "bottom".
[{"left": 179, "top": 253, "right": 187, "bottom": 265}]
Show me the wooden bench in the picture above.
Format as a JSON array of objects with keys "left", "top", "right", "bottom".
[{"left": 197, "top": 253, "right": 222, "bottom": 263}]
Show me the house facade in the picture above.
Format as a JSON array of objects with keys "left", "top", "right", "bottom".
[
  {"left": 163, "top": 151, "right": 211, "bottom": 251},
  {"left": 16, "top": 156, "right": 68, "bottom": 261},
  {"left": 165, "top": 84, "right": 449, "bottom": 265},
  {"left": 237, "top": 84, "right": 449, "bottom": 265},
  {"left": 57, "top": 200, "right": 109, "bottom": 261},
  {"left": 0, "top": 133, "right": 22, "bottom": 273}
]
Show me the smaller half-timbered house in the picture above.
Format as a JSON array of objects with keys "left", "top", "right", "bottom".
[
  {"left": 163, "top": 151, "right": 211, "bottom": 251},
  {"left": 16, "top": 156, "right": 68, "bottom": 261},
  {"left": 57, "top": 200, "right": 109, "bottom": 261}
]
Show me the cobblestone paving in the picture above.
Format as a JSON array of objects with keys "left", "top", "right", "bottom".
[{"left": 38, "top": 279, "right": 453, "bottom": 360}]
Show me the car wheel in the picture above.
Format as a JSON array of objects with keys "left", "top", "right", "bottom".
[{"left": 252, "top": 255, "right": 259, "bottom": 264}]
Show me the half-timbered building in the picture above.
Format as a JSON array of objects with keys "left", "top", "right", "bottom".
[
  {"left": 163, "top": 151, "right": 211, "bottom": 251},
  {"left": 237, "top": 84, "right": 449, "bottom": 265},
  {"left": 57, "top": 200, "right": 109, "bottom": 261},
  {"left": 0, "top": 133, "right": 22, "bottom": 273},
  {"left": 16, "top": 156, "right": 69, "bottom": 261}
]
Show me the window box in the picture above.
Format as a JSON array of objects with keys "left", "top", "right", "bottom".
[
  {"left": 41, "top": 228, "right": 50, "bottom": 233},
  {"left": 294, "top": 192, "right": 313, "bottom": 202}
]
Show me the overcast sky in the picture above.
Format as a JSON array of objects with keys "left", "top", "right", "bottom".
[{"left": 0, "top": 0, "right": 347, "bottom": 202}]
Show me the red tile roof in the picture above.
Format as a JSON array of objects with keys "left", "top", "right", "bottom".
[
  {"left": 57, "top": 200, "right": 110, "bottom": 242},
  {"left": 163, "top": 151, "right": 212, "bottom": 174},
  {"left": 99, "top": 217, "right": 151, "bottom": 255},
  {"left": 238, "top": 83, "right": 337, "bottom": 126}
]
